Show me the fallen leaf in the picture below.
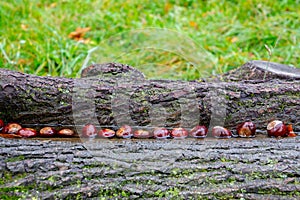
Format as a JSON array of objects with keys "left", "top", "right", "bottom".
[
  {"left": 164, "top": 3, "right": 172, "bottom": 13},
  {"left": 21, "top": 24, "right": 28, "bottom": 31},
  {"left": 68, "top": 27, "right": 91, "bottom": 41},
  {"left": 49, "top": 2, "right": 57, "bottom": 8},
  {"left": 189, "top": 21, "right": 198, "bottom": 29},
  {"left": 231, "top": 37, "right": 238, "bottom": 43},
  {"left": 18, "top": 59, "right": 31, "bottom": 65}
]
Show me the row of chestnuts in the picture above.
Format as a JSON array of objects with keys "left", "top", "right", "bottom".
[
  {"left": 81, "top": 120, "right": 297, "bottom": 139},
  {"left": 81, "top": 124, "right": 231, "bottom": 139},
  {"left": 0, "top": 119, "right": 297, "bottom": 139},
  {"left": 81, "top": 124, "right": 208, "bottom": 139},
  {"left": 0, "top": 120, "right": 75, "bottom": 138}
]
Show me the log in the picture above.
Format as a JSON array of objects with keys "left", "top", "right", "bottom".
[
  {"left": 1, "top": 137, "right": 299, "bottom": 199},
  {"left": 1, "top": 61, "right": 300, "bottom": 199},
  {"left": 0, "top": 60, "right": 300, "bottom": 134}
]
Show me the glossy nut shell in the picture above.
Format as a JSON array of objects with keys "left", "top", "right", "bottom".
[
  {"left": 212, "top": 126, "right": 232, "bottom": 138},
  {"left": 4, "top": 123, "right": 22, "bottom": 134},
  {"left": 236, "top": 121, "right": 256, "bottom": 137},
  {"left": 133, "top": 129, "right": 151, "bottom": 138},
  {"left": 171, "top": 128, "right": 188, "bottom": 139},
  {"left": 189, "top": 125, "right": 208, "bottom": 138},
  {"left": 153, "top": 128, "right": 170, "bottom": 139},
  {"left": 18, "top": 128, "right": 37, "bottom": 138},
  {"left": 39, "top": 127, "right": 56, "bottom": 137},
  {"left": 267, "top": 120, "right": 287, "bottom": 137},
  {"left": 98, "top": 128, "right": 115, "bottom": 138},
  {"left": 116, "top": 125, "right": 132, "bottom": 138},
  {"left": 81, "top": 124, "right": 97, "bottom": 138}
]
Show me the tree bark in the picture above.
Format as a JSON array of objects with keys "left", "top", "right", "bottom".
[
  {"left": 1, "top": 137, "right": 299, "bottom": 199},
  {"left": 0, "top": 61, "right": 299, "bottom": 133}
]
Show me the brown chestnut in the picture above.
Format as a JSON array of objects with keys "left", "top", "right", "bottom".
[
  {"left": 116, "top": 125, "right": 132, "bottom": 138},
  {"left": 153, "top": 127, "right": 170, "bottom": 139},
  {"left": 18, "top": 128, "right": 37, "bottom": 138},
  {"left": 98, "top": 128, "right": 115, "bottom": 138},
  {"left": 189, "top": 125, "right": 208, "bottom": 138},
  {"left": 57, "top": 128, "right": 75, "bottom": 137},
  {"left": 39, "top": 127, "right": 56, "bottom": 137},
  {"left": 212, "top": 126, "right": 232, "bottom": 138},
  {"left": 133, "top": 129, "right": 151, "bottom": 139},
  {"left": 267, "top": 120, "right": 288, "bottom": 137},
  {"left": 4, "top": 123, "right": 22, "bottom": 134},
  {"left": 236, "top": 121, "right": 256, "bottom": 137},
  {"left": 171, "top": 128, "right": 188, "bottom": 139},
  {"left": 81, "top": 124, "right": 97, "bottom": 138},
  {"left": 0, "top": 119, "right": 4, "bottom": 132},
  {"left": 287, "top": 124, "right": 297, "bottom": 137}
]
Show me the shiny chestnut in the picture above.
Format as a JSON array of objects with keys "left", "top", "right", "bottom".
[
  {"left": 4, "top": 123, "right": 22, "bottom": 134},
  {"left": 39, "top": 127, "right": 56, "bottom": 137},
  {"left": 267, "top": 120, "right": 288, "bottom": 137},
  {"left": 57, "top": 129, "right": 75, "bottom": 137},
  {"left": 171, "top": 128, "right": 188, "bottom": 139},
  {"left": 153, "top": 127, "right": 170, "bottom": 139},
  {"left": 116, "top": 125, "right": 132, "bottom": 138},
  {"left": 81, "top": 124, "right": 97, "bottom": 138},
  {"left": 133, "top": 129, "right": 151, "bottom": 139},
  {"left": 212, "top": 126, "right": 232, "bottom": 138},
  {"left": 98, "top": 128, "right": 115, "bottom": 138},
  {"left": 18, "top": 128, "right": 37, "bottom": 138},
  {"left": 0, "top": 119, "right": 4, "bottom": 132},
  {"left": 236, "top": 121, "right": 256, "bottom": 137},
  {"left": 189, "top": 125, "right": 208, "bottom": 138}
]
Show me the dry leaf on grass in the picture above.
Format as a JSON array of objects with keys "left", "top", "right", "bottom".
[
  {"left": 68, "top": 27, "right": 91, "bottom": 43},
  {"left": 21, "top": 24, "right": 28, "bottom": 31},
  {"left": 189, "top": 21, "right": 198, "bottom": 29}
]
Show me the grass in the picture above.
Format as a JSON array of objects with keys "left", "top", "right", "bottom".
[{"left": 0, "top": 0, "right": 300, "bottom": 80}]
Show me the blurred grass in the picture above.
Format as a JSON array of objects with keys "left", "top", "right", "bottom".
[{"left": 0, "top": 0, "right": 300, "bottom": 80}]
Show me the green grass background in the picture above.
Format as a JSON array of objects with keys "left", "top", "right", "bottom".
[{"left": 0, "top": 0, "right": 299, "bottom": 80}]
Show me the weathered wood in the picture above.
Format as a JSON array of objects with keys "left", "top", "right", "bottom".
[
  {"left": 0, "top": 137, "right": 299, "bottom": 199},
  {"left": 0, "top": 61, "right": 300, "bottom": 133}
]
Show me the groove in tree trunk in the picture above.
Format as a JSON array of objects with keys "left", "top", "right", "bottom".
[{"left": 0, "top": 60, "right": 300, "bottom": 199}]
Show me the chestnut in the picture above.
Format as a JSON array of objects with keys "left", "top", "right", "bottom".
[
  {"left": 189, "top": 125, "right": 208, "bottom": 138},
  {"left": 81, "top": 124, "right": 97, "bottom": 138},
  {"left": 171, "top": 128, "right": 188, "bottom": 139},
  {"left": 287, "top": 124, "right": 297, "bottom": 137},
  {"left": 57, "top": 128, "right": 75, "bottom": 137},
  {"left": 153, "top": 127, "right": 170, "bottom": 139},
  {"left": 116, "top": 125, "right": 133, "bottom": 138},
  {"left": 0, "top": 119, "right": 4, "bottom": 132},
  {"left": 39, "top": 127, "right": 56, "bottom": 137},
  {"left": 18, "top": 128, "right": 37, "bottom": 138},
  {"left": 267, "top": 120, "right": 288, "bottom": 137},
  {"left": 212, "top": 126, "right": 232, "bottom": 138},
  {"left": 236, "top": 121, "right": 256, "bottom": 137},
  {"left": 133, "top": 129, "right": 151, "bottom": 139},
  {"left": 98, "top": 128, "right": 115, "bottom": 138},
  {"left": 4, "top": 123, "right": 22, "bottom": 134}
]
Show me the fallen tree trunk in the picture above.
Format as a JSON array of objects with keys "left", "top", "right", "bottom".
[
  {"left": 0, "top": 61, "right": 299, "bottom": 133},
  {"left": 1, "top": 61, "right": 300, "bottom": 199},
  {"left": 1, "top": 136, "right": 300, "bottom": 199}
]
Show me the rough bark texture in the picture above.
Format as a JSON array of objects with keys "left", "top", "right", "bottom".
[
  {"left": 1, "top": 137, "right": 299, "bottom": 199},
  {"left": 0, "top": 60, "right": 300, "bottom": 199}
]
